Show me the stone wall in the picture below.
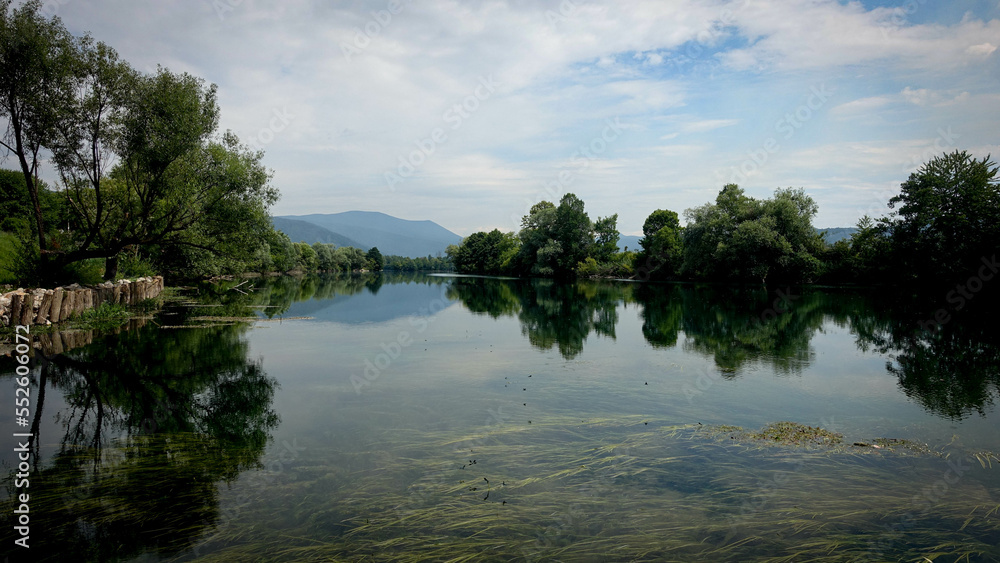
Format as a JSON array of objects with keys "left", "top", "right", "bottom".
[{"left": 0, "top": 276, "right": 164, "bottom": 327}]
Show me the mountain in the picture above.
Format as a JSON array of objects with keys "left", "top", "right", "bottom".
[
  {"left": 618, "top": 234, "right": 642, "bottom": 252},
  {"left": 616, "top": 229, "right": 857, "bottom": 252},
  {"left": 816, "top": 227, "right": 858, "bottom": 244},
  {"left": 278, "top": 211, "right": 463, "bottom": 258},
  {"left": 271, "top": 217, "right": 368, "bottom": 249}
]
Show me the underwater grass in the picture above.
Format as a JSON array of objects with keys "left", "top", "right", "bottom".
[{"left": 168, "top": 417, "right": 1000, "bottom": 563}]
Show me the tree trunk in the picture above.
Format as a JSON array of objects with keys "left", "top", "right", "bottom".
[{"left": 104, "top": 255, "right": 119, "bottom": 281}]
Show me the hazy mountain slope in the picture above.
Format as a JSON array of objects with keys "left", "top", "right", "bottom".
[
  {"left": 817, "top": 227, "right": 858, "bottom": 244},
  {"left": 271, "top": 216, "right": 368, "bottom": 249},
  {"left": 280, "top": 211, "right": 462, "bottom": 257}
]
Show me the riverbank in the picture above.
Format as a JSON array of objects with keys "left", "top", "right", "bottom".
[{"left": 0, "top": 276, "right": 164, "bottom": 327}]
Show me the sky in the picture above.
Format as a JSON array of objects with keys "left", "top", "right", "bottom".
[{"left": 24, "top": 0, "right": 1000, "bottom": 236}]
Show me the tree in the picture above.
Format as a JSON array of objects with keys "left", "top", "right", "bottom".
[
  {"left": 681, "top": 184, "right": 750, "bottom": 279},
  {"left": 516, "top": 201, "right": 557, "bottom": 275},
  {"left": 3, "top": 2, "right": 278, "bottom": 282},
  {"left": 682, "top": 185, "right": 824, "bottom": 283},
  {"left": 514, "top": 194, "right": 594, "bottom": 277},
  {"left": 553, "top": 193, "right": 593, "bottom": 274},
  {"left": 592, "top": 214, "right": 620, "bottom": 263},
  {"left": 336, "top": 246, "right": 367, "bottom": 271},
  {"left": 450, "top": 229, "right": 518, "bottom": 275},
  {"left": 0, "top": 0, "right": 76, "bottom": 267},
  {"left": 636, "top": 209, "right": 682, "bottom": 280},
  {"left": 294, "top": 242, "right": 317, "bottom": 271},
  {"left": 46, "top": 35, "right": 136, "bottom": 270},
  {"left": 366, "top": 246, "right": 384, "bottom": 271},
  {"left": 885, "top": 150, "right": 1000, "bottom": 286}
]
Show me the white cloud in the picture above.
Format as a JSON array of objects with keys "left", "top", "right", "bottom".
[
  {"left": 19, "top": 0, "right": 1000, "bottom": 235},
  {"left": 830, "top": 96, "right": 893, "bottom": 116},
  {"left": 680, "top": 118, "right": 740, "bottom": 133},
  {"left": 967, "top": 42, "right": 998, "bottom": 56}
]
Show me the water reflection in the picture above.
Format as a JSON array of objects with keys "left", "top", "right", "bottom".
[
  {"left": 0, "top": 321, "right": 278, "bottom": 562},
  {"left": 447, "top": 278, "right": 625, "bottom": 359},
  {"left": 850, "top": 297, "right": 1000, "bottom": 420},
  {"left": 446, "top": 276, "right": 1000, "bottom": 419}
]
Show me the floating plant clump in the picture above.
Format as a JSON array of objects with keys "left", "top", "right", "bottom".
[
  {"left": 742, "top": 421, "right": 844, "bottom": 446},
  {"left": 695, "top": 421, "right": 952, "bottom": 457}
]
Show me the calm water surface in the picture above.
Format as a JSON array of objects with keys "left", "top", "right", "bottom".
[{"left": 2, "top": 273, "right": 998, "bottom": 561}]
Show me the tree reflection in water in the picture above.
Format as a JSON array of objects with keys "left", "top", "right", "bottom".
[
  {"left": 1, "top": 321, "right": 278, "bottom": 562},
  {"left": 447, "top": 276, "right": 1000, "bottom": 419}
]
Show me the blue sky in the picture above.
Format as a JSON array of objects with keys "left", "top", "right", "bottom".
[{"left": 26, "top": 0, "right": 1000, "bottom": 236}]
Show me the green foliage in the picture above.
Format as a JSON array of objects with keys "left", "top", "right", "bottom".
[
  {"left": 0, "top": 0, "right": 77, "bottom": 262},
  {"left": 337, "top": 246, "right": 368, "bottom": 271},
  {"left": 365, "top": 246, "right": 384, "bottom": 271},
  {"left": 266, "top": 228, "right": 296, "bottom": 272},
  {"left": 76, "top": 301, "right": 131, "bottom": 330},
  {"left": 553, "top": 193, "right": 593, "bottom": 274},
  {"left": 1, "top": 2, "right": 279, "bottom": 283},
  {"left": 293, "top": 242, "right": 318, "bottom": 271},
  {"left": 635, "top": 209, "right": 682, "bottom": 280},
  {"left": 682, "top": 185, "right": 824, "bottom": 284},
  {"left": 450, "top": 229, "right": 519, "bottom": 275},
  {"left": 0, "top": 231, "right": 18, "bottom": 284},
  {"left": 514, "top": 194, "right": 595, "bottom": 277},
  {"left": 884, "top": 150, "right": 999, "bottom": 286},
  {"left": 382, "top": 254, "right": 453, "bottom": 271},
  {"left": 592, "top": 214, "right": 620, "bottom": 263},
  {"left": 58, "top": 258, "right": 104, "bottom": 285}
]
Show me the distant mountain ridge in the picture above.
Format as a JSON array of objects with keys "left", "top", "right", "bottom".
[
  {"left": 618, "top": 229, "right": 857, "bottom": 251},
  {"left": 275, "top": 211, "right": 462, "bottom": 258},
  {"left": 817, "top": 227, "right": 857, "bottom": 244},
  {"left": 271, "top": 217, "right": 368, "bottom": 250}
]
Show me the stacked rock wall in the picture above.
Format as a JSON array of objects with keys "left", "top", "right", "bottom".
[{"left": 0, "top": 276, "right": 164, "bottom": 327}]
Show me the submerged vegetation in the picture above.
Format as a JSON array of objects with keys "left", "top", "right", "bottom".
[{"left": 2, "top": 274, "right": 999, "bottom": 562}]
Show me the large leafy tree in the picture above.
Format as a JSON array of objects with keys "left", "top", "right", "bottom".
[
  {"left": 682, "top": 185, "right": 824, "bottom": 283},
  {"left": 515, "top": 194, "right": 593, "bottom": 277},
  {"left": 885, "top": 150, "right": 1000, "bottom": 286},
  {"left": 592, "top": 214, "right": 620, "bottom": 263},
  {"left": 0, "top": 0, "right": 75, "bottom": 264},
  {"left": 635, "top": 209, "right": 682, "bottom": 280},
  {"left": 516, "top": 200, "right": 558, "bottom": 275},
  {"left": 553, "top": 193, "right": 593, "bottom": 274},
  {"left": 2, "top": 2, "right": 278, "bottom": 282},
  {"left": 366, "top": 246, "right": 384, "bottom": 271},
  {"left": 449, "top": 229, "right": 518, "bottom": 275}
]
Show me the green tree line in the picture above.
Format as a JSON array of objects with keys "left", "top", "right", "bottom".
[
  {"left": 447, "top": 150, "right": 999, "bottom": 290},
  {"left": 260, "top": 238, "right": 452, "bottom": 274}
]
